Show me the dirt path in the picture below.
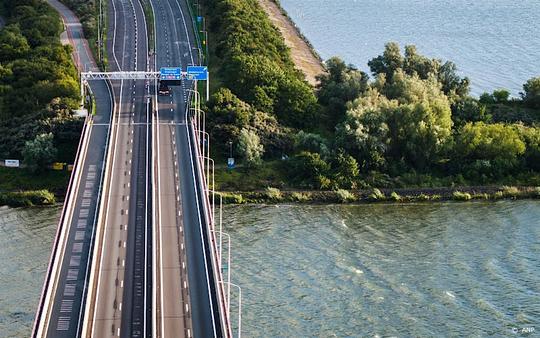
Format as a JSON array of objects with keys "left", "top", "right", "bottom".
[{"left": 258, "top": 0, "right": 325, "bottom": 86}]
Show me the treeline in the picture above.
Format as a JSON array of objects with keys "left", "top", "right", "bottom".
[
  {"left": 206, "top": 0, "right": 318, "bottom": 128},
  {"left": 203, "top": 2, "right": 540, "bottom": 189},
  {"left": 0, "top": 0, "right": 82, "bottom": 168}
]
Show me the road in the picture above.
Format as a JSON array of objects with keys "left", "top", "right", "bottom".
[
  {"left": 83, "top": 0, "right": 152, "bottom": 336},
  {"left": 36, "top": 0, "right": 228, "bottom": 336},
  {"left": 34, "top": 1, "right": 113, "bottom": 337},
  {"left": 149, "top": 0, "right": 225, "bottom": 336}
]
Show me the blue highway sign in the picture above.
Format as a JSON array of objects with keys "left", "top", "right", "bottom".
[
  {"left": 187, "top": 66, "right": 208, "bottom": 80},
  {"left": 160, "top": 67, "right": 182, "bottom": 80}
]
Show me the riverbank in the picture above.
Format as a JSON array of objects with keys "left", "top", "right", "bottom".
[
  {"left": 0, "top": 167, "right": 68, "bottom": 207},
  {"left": 220, "top": 185, "right": 540, "bottom": 204},
  {"left": 258, "top": 0, "right": 325, "bottom": 85},
  {"left": 0, "top": 190, "right": 56, "bottom": 207}
]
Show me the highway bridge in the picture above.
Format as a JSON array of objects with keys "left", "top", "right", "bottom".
[{"left": 33, "top": 0, "right": 237, "bottom": 337}]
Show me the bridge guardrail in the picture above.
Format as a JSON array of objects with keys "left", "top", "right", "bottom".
[
  {"left": 32, "top": 115, "right": 92, "bottom": 337},
  {"left": 187, "top": 90, "right": 234, "bottom": 338}
]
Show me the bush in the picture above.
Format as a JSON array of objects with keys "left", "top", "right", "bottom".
[
  {"left": 452, "top": 191, "right": 472, "bottom": 201},
  {"left": 493, "top": 191, "right": 504, "bottom": 199},
  {"left": 335, "top": 189, "right": 356, "bottom": 203},
  {"left": 264, "top": 187, "right": 283, "bottom": 201},
  {"left": 289, "top": 192, "right": 311, "bottom": 202},
  {"left": 533, "top": 187, "right": 540, "bottom": 198},
  {"left": 237, "top": 128, "right": 264, "bottom": 166},
  {"left": 221, "top": 192, "right": 244, "bottom": 204},
  {"left": 0, "top": 189, "right": 56, "bottom": 207},
  {"left": 368, "top": 188, "right": 385, "bottom": 201},
  {"left": 501, "top": 186, "right": 520, "bottom": 198},
  {"left": 289, "top": 151, "right": 331, "bottom": 189},
  {"left": 416, "top": 193, "right": 431, "bottom": 201},
  {"left": 472, "top": 193, "right": 490, "bottom": 200},
  {"left": 389, "top": 191, "right": 401, "bottom": 201}
]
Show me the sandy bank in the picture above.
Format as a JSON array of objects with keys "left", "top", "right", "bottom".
[{"left": 258, "top": 0, "right": 325, "bottom": 86}]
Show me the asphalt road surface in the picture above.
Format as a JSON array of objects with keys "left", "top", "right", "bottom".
[
  {"left": 86, "top": 0, "right": 151, "bottom": 336},
  {"left": 35, "top": 1, "right": 113, "bottom": 337},
  {"left": 149, "top": 0, "right": 224, "bottom": 336}
]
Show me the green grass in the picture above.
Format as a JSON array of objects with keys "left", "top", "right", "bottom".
[
  {"left": 0, "top": 167, "right": 70, "bottom": 193},
  {"left": 215, "top": 160, "right": 289, "bottom": 191}
]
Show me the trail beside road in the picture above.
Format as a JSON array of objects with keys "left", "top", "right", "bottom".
[{"left": 47, "top": 0, "right": 98, "bottom": 72}]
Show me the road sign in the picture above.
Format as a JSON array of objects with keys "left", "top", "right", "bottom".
[
  {"left": 186, "top": 66, "right": 208, "bottom": 80},
  {"left": 4, "top": 159, "right": 19, "bottom": 167},
  {"left": 227, "top": 157, "right": 235, "bottom": 169},
  {"left": 160, "top": 67, "right": 182, "bottom": 80}
]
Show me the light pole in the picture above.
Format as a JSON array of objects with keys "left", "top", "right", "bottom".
[{"left": 192, "top": 47, "right": 203, "bottom": 66}]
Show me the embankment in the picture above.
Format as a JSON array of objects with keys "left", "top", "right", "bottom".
[
  {"left": 220, "top": 186, "right": 540, "bottom": 204},
  {"left": 258, "top": 0, "right": 325, "bottom": 85}
]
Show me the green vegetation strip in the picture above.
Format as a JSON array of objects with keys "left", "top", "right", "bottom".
[
  {"left": 0, "top": 189, "right": 56, "bottom": 207},
  {"left": 219, "top": 186, "right": 540, "bottom": 205}
]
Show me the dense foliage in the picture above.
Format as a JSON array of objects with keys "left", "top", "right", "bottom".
[
  {"left": 206, "top": 0, "right": 318, "bottom": 129},
  {"left": 205, "top": 21, "right": 540, "bottom": 189},
  {"left": 0, "top": 0, "right": 81, "bottom": 167}
]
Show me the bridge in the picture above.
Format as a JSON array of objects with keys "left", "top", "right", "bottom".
[{"left": 32, "top": 0, "right": 239, "bottom": 337}]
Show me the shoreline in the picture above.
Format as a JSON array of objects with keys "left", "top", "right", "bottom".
[
  {"left": 258, "top": 0, "right": 325, "bottom": 85},
  {"left": 220, "top": 185, "right": 540, "bottom": 204}
]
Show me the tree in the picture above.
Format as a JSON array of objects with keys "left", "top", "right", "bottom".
[
  {"left": 22, "top": 132, "right": 57, "bottom": 172},
  {"left": 492, "top": 89, "right": 510, "bottom": 103},
  {"left": 316, "top": 57, "right": 369, "bottom": 124},
  {"left": 329, "top": 150, "right": 359, "bottom": 189},
  {"left": 451, "top": 96, "right": 491, "bottom": 127},
  {"left": 0, "top": 25, "right": 30, "bottom": 62},
  {"left": 335, "top": 88, "right": 391, "bottom": 171},
  {"left": 207, "top": 88, "right": 252, "bottom": 128},
  {"left": 294, "top": 131, "right": 330, "bottom": 158},
  {"left": 237, "top": 128, "right": 264, "bottom": 166},
  {"left": 403, "top": 45, "right": 438, "bottom": 79},
  {"left": 368, "top": 42, "right": 403, "bottom": 79},
  {"left": 522, "top": 76, "right": 540, "bottom": 108},
  {"left": 437, "top": 61, "right": 469, "bottom": 99},
  {"left": 454, "top": 122, "right": 526, "bottom": 178},
  {"left": 289, "top": 151, "right": 331, "bottom": 189},
  {"left": 337, "top": 71, "right": 453, "bottom": 171}
]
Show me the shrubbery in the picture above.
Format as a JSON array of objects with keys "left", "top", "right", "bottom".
[
  {"left": 0, "top": 189, "right": 56, "bottom": 207},
  {"left": 0, "top": 0, "right": 82, "bottom": 170},
  {"left": 206, "top": 0, "right": 319, "bottom": 129}
]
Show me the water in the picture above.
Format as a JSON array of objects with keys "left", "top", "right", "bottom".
[
  {"left": 0, "top": 206, "right": 58, "bottom": 337},
  {"left": 279, "top": 0, "right": 540, "bottom": 96},
  {"left": 224, "top": 202, "right": 540, "bottom": 337},
  {"left": 2, "top": 202, "right": 539, "bottom": 337}
]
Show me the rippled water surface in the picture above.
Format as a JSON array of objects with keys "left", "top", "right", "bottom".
[
  {"left": 0, "top": 206, "right": 58, "bottom": 337},
  {"left": 2, "top": 202, "right": 539, "bottom": 337},
  {"left": 224, "top": 202, "right": 540, "bottom": 337},
  {"left": 280, "top": 0, "right": 540, "bottom": 95}
]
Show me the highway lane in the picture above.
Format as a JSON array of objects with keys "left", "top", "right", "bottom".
[
  {"left": 150, "top": 0, "right": 193, "bottom": 336},
  {"left": 83, "top": 0, "right": 151, "bottom": 336},
  {"left": 34, "top": 1, "right": 114, "bottom": 337},
  {"left": 150, "top": 0, "right": 226, "bottom": 336}
]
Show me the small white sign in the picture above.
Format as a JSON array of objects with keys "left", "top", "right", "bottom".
[{"left": 5, "top": 159, "right": 20, "bottom": 167}]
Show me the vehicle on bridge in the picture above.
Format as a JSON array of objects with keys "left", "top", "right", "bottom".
[{"left": 158, "top": 81, "right": 171, "bottom": 95}]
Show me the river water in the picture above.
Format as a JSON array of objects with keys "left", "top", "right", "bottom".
[
  {"left": 2, "top": 202, "right": 539, "bottom": 336},
  {"left": 279, "top": 0, "right": 540, "bottom": 96},
  {"left": 224, "top": 202, "right": 539, "bottom": 337},
  {"left": 0, "top": 206, "right": 58, "bottom": 337}
]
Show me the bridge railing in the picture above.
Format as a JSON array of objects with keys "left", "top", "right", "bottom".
[
  {"left": 187, "top": 88, "right": 240, "bottom": 338},
  {"left": 32, "top": 114, "right": 92, "bottom": 337}
]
